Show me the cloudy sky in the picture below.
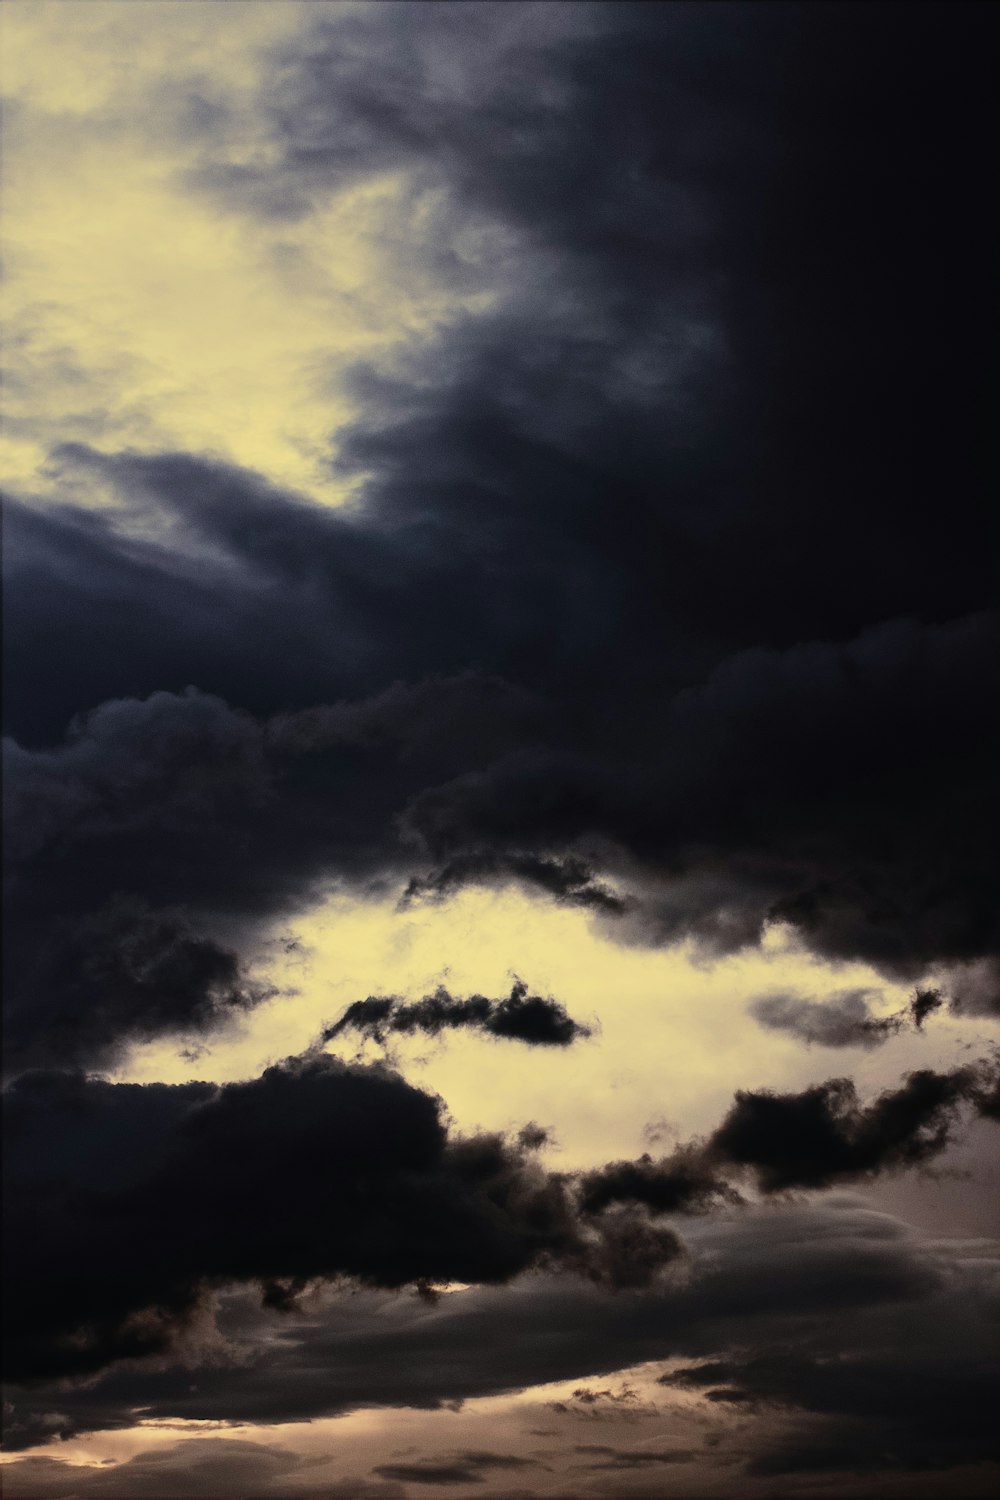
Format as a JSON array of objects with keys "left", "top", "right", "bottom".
[{"left": 2, "top": 2, "right": 998, "bottom": 1496}]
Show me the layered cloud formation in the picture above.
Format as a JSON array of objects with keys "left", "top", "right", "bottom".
[{"left": 2, "top": 2, "right": 998, "bottom": 1495}]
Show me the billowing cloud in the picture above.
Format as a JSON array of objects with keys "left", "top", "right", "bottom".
[
  {"left": 707, "top": 1067, "right": 997, "bottom": 1193},
  {"left": 2, "top": 677, "right": 555, "bottom": 1072},
  {"left": 3, "top": 1052, "right": 682, "bottom": 1384},
  {"left": 6, "top": 1054, "right": 996, "bottom": 1393},
  {"left": 582, "top": 1063, "right": 1000, "bottom": 1211}
]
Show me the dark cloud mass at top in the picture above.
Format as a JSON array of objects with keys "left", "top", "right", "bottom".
[
  {"left": 2, "top": 0, "right": 998, "bottom": 1488},
  {"left": 4, "top": 1, "right": 997, "bottom": 1028}
]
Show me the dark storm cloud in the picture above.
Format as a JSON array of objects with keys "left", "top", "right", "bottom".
[
  {"left": 1, "top": 674, "right": 555, "bottom": 1072},
  {"left": 237, "top": 0, "right": 994, "bottom": 643},
  {"left": 546, "top": 1384, "right": 657, "bottom": 1425},
  {"left": 5, "top": 0, "right": 997, "bottom": 1001},
  {"left": 707, "top": 1067, "right": 996, "bottom": 1194},
  {"left": 581, "top": 1062, "right": 1000, "bottom": 1211},
  {"left": 559, "top": 1387, "right": 639, "bottom": 1410},
  {"left": 7, "top": 572, "right": 997, "bottom": 1077},
  {"left": 666, "top": 1339, "right": 1000, "bottom": 1478},
  {"left": 6, "top": 1055, "right": 996, "bottom": 1396},
  {"left": 323, "top": 979, "right": 591, "bottom": 1048},
  {"left": 667, "top": 1344, "right": 999, "bottom": 1435},
  {"left": 6, "top": 1201, "right": 997, "bottom": 1484},
  {"left": 2, "top": 895, "right": 270, "bottom": 1075},
  {"left": 2, "top": 1052, "right": 682, "bottom": 1385},
  {"left": 401, "top": 852, "right": 624, "bottom": 915},
  {"left": 403, "top": 611, "right": 1000, "bottom": 973},
  {"left": 579, "top": 1146, "right": 736, "bottom": 1218},
  {"left": 910, "top": 988, "right": 946, "bottom": 1028}
]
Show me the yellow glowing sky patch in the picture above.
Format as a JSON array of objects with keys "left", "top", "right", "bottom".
[
  {"left": 0, "top": 0, "right": 494, "bottom": 500},
  {"left": 116, "top": 887, "right": 977, "bottom": 1168}
]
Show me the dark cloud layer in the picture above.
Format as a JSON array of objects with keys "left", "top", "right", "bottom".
[
  {"left": 323, "top": 979, "right": 591, "bottom": 1048},
  {"left": 5, "top": 1202, "right": 998, "bottom": 1489},
  {"left": 6, "top": 1053, "right": 996, "bottom": 1394},
  {"left": 667, "top": 1342, "right": 1000, "bottom": 1483}
]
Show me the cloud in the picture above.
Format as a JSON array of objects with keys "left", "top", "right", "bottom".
[
  {"left": 582, "top": 1062, "right": 1000, "bottom": 1210},
  {"left": 5, "top": 1, "right": 998, "bottom": 1015},
  {"left": 372, "top": 1463, "right": 484, "bottom": 1486},
  {"left": 2, "top": 1052, "right": 682, "bottom": 1384},
  {"left": 323, "top": 980, "right": 592, "bottom": 1048},
  {"left": 748, "top": 986, "right": 950, "bottom": 1050},
  {"left": 748, "top": 989, "right": 904, "bottom": 1049},
  {"left": 3, "top": 5, "right": 999, "bottom": 1491},
  {"left": 910, "top": 988, "right": 946, "bottom": 1028},
  {"left": 707, "top": 1066, "right": 997, "bottom": 1194},
  {"left": 665, "top": 1335, "right": 1000, "bottom": 1478},
  {"left": 7, "top": 607, "right": 997, "bottom": 1080},
  {"left": 403, "top": 612, "right": 1000, "bottom": 974},
  {"left": 944, "top": 958, "right": 1000, "bottom": 1020},
  {"left": 546, "top": 1384, "right": 658, "bottom": 1425},
  {"left": 401, "top": 852, "right": 624, "bottom": 915},
  {"left": 0, "top": 1440, "right": 316, "bottom": 1499},
  {"left": 6, "top": 1201, "right": 996, "bottom": 1482},
  {"left": 579, "top": 1146, "right": 736, "bottom": 1218},
  {"left": 373, "top": 1452, "right": 537, "bottom": 1486},
  {"left": 1, "top": 675, "right": 554, "bottom": 1073},
  {"left": 573, "top": 1444, "right": 695, "bottom": 1471},
  {"left": 6, "top": 1054, "right": 996, "bottom": 1394}
]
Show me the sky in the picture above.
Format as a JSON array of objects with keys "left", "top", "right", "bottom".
[{"left": 1, "top": 2, "right": 998, "bottom": 1497}]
